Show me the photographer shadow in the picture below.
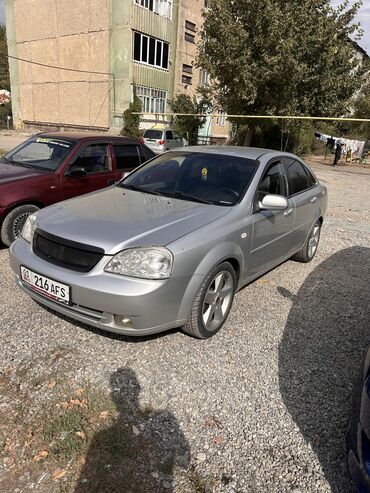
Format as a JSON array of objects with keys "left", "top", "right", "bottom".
[
  {"left": 279, "top": 247, "right": 370, "bottom": 492},
  {"left": 75, "top": 368, "right": 190, "bottom": 493}
]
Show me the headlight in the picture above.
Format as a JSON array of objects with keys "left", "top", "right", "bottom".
[
  {"left": 104, "top": 247, "right": 173, "bottom": 279},
  {"left": 21, "top": 213, "right": 38, "bottom": 243}
]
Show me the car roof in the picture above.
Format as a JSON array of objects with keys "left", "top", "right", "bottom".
[
  {"left": 143, "top": 127, "right": 176, "bottom": 132},
  {"left": 177, "top": 146, "right": 300, "bottom": 161},
  {"left": 32, "top": 132, "right": 141, "bottom": 144}
]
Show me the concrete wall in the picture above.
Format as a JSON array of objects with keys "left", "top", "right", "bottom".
[
  {"left": 173, "top": 0, "right": 202, "bottom": 97},
  {"left": 7, "top": 0, "right": 110, "bottom": 130},
  {"left": 173, "top": 0, "right": 229, "bottom": 142}
]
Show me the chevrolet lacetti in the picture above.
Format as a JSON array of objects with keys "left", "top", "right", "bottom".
[{"left": 9, "top": 147, "right": 327, "bottom": 339}]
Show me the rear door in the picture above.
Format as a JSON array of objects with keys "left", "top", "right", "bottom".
[
  {"left": 61, "top": 142, "right": 115, "bottom": 200},
  {"left": 172, "top": 131, "right": 183, "bottom": 148},
  {"left": 165, "top": 130, "right": 175, "bottom": 149},
  {"left": 283, "top": 158, "right": 319, "bottom": 248},
  {"left": 249, "top": 159, "right": 296, "bottom": 277},
  {"left": 112, "top": 144, "right": 145, "bottom": 180}
]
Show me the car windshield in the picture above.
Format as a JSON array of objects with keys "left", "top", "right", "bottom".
[
  {"left": 144, "top": 130, "right": 163, "bottom": 140},
  {"left": 118, "top": 151, "right": 258, "bottom": 206},
  {"left": 4, "top": 137, "right": 75, "bottom": 172}
]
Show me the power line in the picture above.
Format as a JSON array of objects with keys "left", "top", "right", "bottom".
[
  {"left": 7, "top": 54, "right": 113, "bottom": 77},
  {"left": 132, "top": 112, "right": 370, "bottom": 122}
]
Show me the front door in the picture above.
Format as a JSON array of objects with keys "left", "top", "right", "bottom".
[
  {"left": 61, "top": 143, "right": 115, "bottom": 200},
  {"left": 249, "top": 160, "right": 296, "bottom": 278}
]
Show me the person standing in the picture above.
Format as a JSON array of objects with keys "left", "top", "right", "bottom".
[{"left": 333, "top": 141, "right": 343, "bottom": 167}]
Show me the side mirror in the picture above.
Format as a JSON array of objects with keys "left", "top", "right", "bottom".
[
  {"left": 66, "top": 165, "right": 87, "bottom": 177},
  {"left": 258, "top": 194, "right": 288, "bottom": 211}
]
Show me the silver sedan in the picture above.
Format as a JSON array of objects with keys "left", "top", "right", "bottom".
[{"left": 9, "top": 147, "right": 327, "bottom": 339}]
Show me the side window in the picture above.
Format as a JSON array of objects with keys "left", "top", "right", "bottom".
[
  {"left": 71, "top": 144, "right": 110, "bottom": 174},
  {"left": 304, "top": 165, "right": 317, "bottom": 188},
  {"left": 114, "top": 145, "right": 141, "bottom": 170},
  {"left": 284, "top": 159, "right": 311, "bottom": 196},
  {"left": 256, "top": 162, "right": 287, "bottom": 203},
  {"left": 173, "top": 132, "right": 180, "bottom": 140},
  {"left": 166, "top": 131, "right": 174, "bottom": 140}
]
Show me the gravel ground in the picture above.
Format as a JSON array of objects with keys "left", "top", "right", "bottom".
[{"left": 1, "top": 158, "right": 370, "bottom": 492}]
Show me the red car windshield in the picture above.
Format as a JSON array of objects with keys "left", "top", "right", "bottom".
[{"left": 4, "top": 137, "right": 75, "bottom": 172}]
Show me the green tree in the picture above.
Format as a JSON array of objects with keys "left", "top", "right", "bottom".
[
  {"left": 168, "top": 94, "right": 208, "bottom": 145},
  {"left": 121, "top": 90, "right": 142, "bottom": 138},
  {"left": 0, "top": 26, "right": 10, "bottom": 90},
  {"left": 198, "top": 0, "right": 364, "bottom": 146},
  {"left": 348, "top": 70, "right": 370, "bottom": 138}
]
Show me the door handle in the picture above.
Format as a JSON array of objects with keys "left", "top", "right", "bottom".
[
  {"left": 284, "top": 208, "right": 293, "bottom": 217},
  {"left": 310, "top": 196, "right": 317, "bottom": 203}
]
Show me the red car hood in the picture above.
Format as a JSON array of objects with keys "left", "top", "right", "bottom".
[{"left": 0, "top": 160, "right": 46, "bottom": 184}]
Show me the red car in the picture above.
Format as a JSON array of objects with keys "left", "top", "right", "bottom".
[{"left": 0, "top": 133, "right": 155, "bottom": 246}]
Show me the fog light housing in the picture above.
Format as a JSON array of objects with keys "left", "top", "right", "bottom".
[{"left": 114, "top": 316, "right": 134, "bottom": 329}]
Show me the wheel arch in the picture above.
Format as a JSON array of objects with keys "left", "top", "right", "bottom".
[
  {"left": 175, "top": 242, "right": 244, "bottom": 323},
  {"left": 1, "top": 200, "right": 44, "bottom": 223}
]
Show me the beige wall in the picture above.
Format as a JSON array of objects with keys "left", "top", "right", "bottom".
[
  {"left": 13, "top": 0, "right": 110, "bottom": 128},
  {"left": 174, "top": 0, "right": 230, "bottom": 141},
  {"left": 173, "top": 0, "right": 203, "bottom": 97}
]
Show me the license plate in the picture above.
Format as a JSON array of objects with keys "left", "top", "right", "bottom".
[{"left": 20, "top": 266, "right": 70, "bottom": 305}]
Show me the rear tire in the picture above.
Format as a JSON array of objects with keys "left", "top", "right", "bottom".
[
  {"left": 0, "top": 204, "right": 39, "bottom": 247},
  {"left": 182, "top": 262, "right": 236, "bottom": 339},
  {"left": 292, "top": 220, "right": 321, "bottom": 263}
]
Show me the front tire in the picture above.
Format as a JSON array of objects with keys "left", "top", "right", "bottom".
[
  {"left": 0, "top": 204, "right": 39, "bottom": 247},
  {"left": 182, "top": 262, "right": 237, "bottom": 339},
  {"left": 292, "top": 220, "right": 321, "bottom": 263}
]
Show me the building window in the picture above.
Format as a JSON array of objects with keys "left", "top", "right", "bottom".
[
  {"left": 134, "top": 0, "right": 172, "bottom": 19},
  {"left": 136, "top": 85, "right": 167, "bottom": 114},
  {"left": 185, "top": 20, "right": 196, "bottom": 32},
  {"left": 184, "top": 32, "right": 195, "bottom": 44},
  {"left": 182, "top": 75, "right": 192, "bottom": 85},
  {"left": 216, "top": 110, "right": 226, "bottom": 126},
  {"left": 199, "top": 68, "right": 209, "bottom": 86},
  {"left": 133, "top": 32, "right": 169, "bottom": 69},
  {"left": 182, "top": 64, "right": 193, "bottom": 74}
]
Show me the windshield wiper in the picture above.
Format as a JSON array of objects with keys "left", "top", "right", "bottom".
[
  {"left": 171, "top": 191, "right": 213, "bottom": 204},
  {"left": 8, "top": 160, "right": 33, "bottom": 169},
  {"left": 118, "top": 183, "right": 162, "bottom": 196}
]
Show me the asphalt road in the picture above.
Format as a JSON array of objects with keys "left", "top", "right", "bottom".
[{"left": 1, "top": 158, "right": 370, "bottom": 492}]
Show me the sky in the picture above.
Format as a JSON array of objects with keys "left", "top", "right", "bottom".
[{"left": 0, "top": 0, "right": 368, "bottom": 52}]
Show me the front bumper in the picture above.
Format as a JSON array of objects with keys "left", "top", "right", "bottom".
[{"left": 9, "top": 238, "right": 193, "bottom": 336}]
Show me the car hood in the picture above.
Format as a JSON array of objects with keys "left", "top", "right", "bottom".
[
  {"left": 0, "top": 160, "right": 46, "bottom": 184},
  {"left": 36, "top": 186, "right": 232, "bottom": 254}
]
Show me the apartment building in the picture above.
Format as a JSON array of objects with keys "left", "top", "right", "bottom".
[{"left": 5, "top": 0, "right": 229, "bottom": 141}]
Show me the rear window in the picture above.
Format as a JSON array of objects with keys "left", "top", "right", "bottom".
[{"left": 144, "top": 130, "right": 163, "bottom": 140}]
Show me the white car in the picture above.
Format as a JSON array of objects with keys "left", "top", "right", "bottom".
[{"left": 142, "top": 127, "right": 188, "bottom": 154}]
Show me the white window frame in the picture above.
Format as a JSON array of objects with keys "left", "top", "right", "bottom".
[
  {"left": 199, "top": 68, "right": 210, "bottom": 86},
  {"left": 133, "top": 31, "right": 169, "bottom": 70},
  {"left": 216, "top": 110, "right": 226, "bottom": 126},
  {"left": 136, "top": 85, "right": 167, "bottom": 114},
  {"left": 134, "top": 0, "right": 172, "bottom": 19}
]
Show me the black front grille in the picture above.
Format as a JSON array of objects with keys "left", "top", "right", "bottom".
[{"left": 33, "top": 230, "right": 105, "bottom": 272}]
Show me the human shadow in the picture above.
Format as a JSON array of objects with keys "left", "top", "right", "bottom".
[
  {"left": 279, "top": 247, "right": 370, "bottom": 493},
  {"left": 74, "top": 368, "right": 190, "bottom": 493}
]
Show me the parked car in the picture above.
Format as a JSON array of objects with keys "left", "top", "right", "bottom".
[
  {"left": 0, "top": 133, "right": 155, "bottom": 246},
  {"left": 348, "top": 347, "right": 370, "bottom": 493},
  {"left": 9, "top": 147, "right": 327, "bottom": 339},
  {"left": 142, "top": 127, "right": 187, "bottom": 154}
]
